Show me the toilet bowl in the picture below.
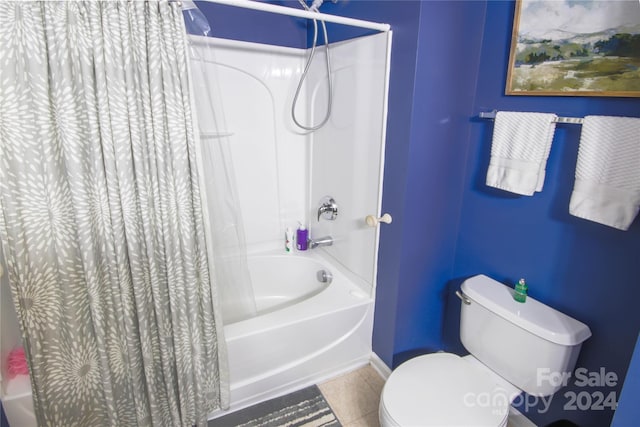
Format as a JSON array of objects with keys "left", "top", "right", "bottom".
[
  {"left": 379, "top": 353, "right": 516, "bottom": 427},
  {"left": 379, "top": 275, "right": 592, "bottom": 427}
]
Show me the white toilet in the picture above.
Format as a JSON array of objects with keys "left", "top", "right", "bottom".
[{"left": 379, "top": 274, "right": 592, "bottom": 427}]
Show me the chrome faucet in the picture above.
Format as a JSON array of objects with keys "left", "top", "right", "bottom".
[{"left": 309, "top": 236, "right": 333, "bottom": 249}]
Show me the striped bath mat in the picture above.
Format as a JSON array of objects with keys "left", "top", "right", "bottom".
[{"left": 208, "top": 385, "right": 341, "bottom": 427}]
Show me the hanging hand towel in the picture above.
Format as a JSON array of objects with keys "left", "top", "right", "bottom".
[
  {"left": 486, "top": 111, "right": 557, "bottom": 195},
  {"left": 569, "top": 116, "right": 640, "bottom": 231}
]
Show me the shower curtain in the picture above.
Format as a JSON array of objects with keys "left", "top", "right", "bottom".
[
  {"left": 189, "top": 41, "right": 258, "bottom": 324},
  {"left": 182, "top": 2, "right": 258, "bottom": 324},
  {"left": 0, "top": 2, "right": 227, "bottom": 425}
]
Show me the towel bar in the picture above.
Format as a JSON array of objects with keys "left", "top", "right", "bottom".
[{"left": 479, "top": 110, "right": 584, "bottom": 125}]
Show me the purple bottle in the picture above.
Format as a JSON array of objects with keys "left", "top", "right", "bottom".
[{"left": 296, "top": 223, "right": 308, "bottom": 251}]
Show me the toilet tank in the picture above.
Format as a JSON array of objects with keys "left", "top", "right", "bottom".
[{"left": 459, "top": 275, "right": 591, "bottom": 397}]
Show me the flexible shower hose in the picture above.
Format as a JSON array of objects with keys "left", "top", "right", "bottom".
[{"left": 291, "top": 1, "right": 333, "bottom": 131}]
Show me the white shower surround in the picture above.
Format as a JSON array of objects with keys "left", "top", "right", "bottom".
[
  {"left": 189, "top": 32, "right": 391, "bottom": 415},
  {"left": 189, "top": 32, "right": 390, "bottom": 287}
]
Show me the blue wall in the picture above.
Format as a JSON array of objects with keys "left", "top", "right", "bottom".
[
  {"left": 194, "top": 0, "right": 307, "bottom": 47},
  {"left": 192, "top": 1, "right": 640, "bottom": 425},
  {"left": 392, "top": 0, "right": 487, "bottom": 362},
  {"left": 451, "top": 2, "right": 640, "bottom": 426},
  {"left": 322, "top": 1, "right": 640, "bottom": 426},
  {"left": 613, "top": 334, "right": 640, "bottom": 426}
]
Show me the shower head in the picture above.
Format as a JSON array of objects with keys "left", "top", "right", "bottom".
[
  {"left": 309, "top": 0, "right": 324, "bottom": 12},
  {"left": 181, "top": 0, "right": 211, "bottom": 36},
  {"left": 181, "top": 0, "right": 198, "bottom": 10},
  {"left": 299, "top": 0, "right": 337, "bottom": 12}
]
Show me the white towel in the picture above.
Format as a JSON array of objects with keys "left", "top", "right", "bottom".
[
  {"left": 486, "top": 111, "right": 557, "bottom": 195},
  {"left": 569, "top": 115, "right": 640, "bottom": 231}
]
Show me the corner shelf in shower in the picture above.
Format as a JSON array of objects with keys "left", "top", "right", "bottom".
[{"left": 200, "top": 132, "right": 235, "bottom": 139}]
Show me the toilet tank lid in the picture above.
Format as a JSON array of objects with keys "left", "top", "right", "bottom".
[{"left": 461, "top": 275, "right": 592, "bottom": 346}]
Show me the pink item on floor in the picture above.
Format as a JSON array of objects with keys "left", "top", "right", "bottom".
[{"left": 7, "top": 347, "right": 29, "bottom": 378}]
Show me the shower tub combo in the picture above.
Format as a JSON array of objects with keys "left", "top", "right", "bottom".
[
  {"left": 1, "top": 2, "right": 391, "bottom": 425},
  {"left": 190, "top": 12, "right": 391, "bottom": 417},
  {"left": 221, "top": 249, "right": 374, "bottom": 413}
]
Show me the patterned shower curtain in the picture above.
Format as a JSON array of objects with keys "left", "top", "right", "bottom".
[{"left": 0, "top": 2, "right": 227, "bottom": 426}]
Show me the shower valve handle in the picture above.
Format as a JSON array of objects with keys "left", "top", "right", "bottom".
[{"left": 317, "top": 196, "right": 338, "bottom": 221}]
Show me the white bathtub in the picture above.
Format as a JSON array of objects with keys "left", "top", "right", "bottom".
[
  {"left": 248, "top": 254, "right": 331, "bottom": 316},
  {"left": 217, "top": 248, "right": 375, "bottom": 415}
]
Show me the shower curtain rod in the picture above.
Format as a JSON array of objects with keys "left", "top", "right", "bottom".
[{"left": 190, "top": 0, "right": 391, "bottom": 32}]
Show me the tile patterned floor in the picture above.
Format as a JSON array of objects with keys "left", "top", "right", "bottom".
[
  {"left": 318, "top": 365, "right": 385, "bottom": 427},
  {"left": 317, "top": 363, "right": 537, "bottom": 427}
]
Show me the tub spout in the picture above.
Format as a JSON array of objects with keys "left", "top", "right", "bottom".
[{"left": 309, "top": 236, "right": 333, "bottom": 249}]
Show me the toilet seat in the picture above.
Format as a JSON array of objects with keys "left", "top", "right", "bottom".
[{"left": 379, "top": 353, "right": 511, "bottom": 427}]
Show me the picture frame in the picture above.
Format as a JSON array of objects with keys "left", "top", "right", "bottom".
[{"left": 506, "top": 0, "right": 640, "bottom": 97}]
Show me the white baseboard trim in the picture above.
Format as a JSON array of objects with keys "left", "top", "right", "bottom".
[{"left": 369, "top": 352, "right": 392, "bottom": 379}]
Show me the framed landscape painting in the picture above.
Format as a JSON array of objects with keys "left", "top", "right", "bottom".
[{"left": 506, "top": 0, "right": 640, "bottom": 97}]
